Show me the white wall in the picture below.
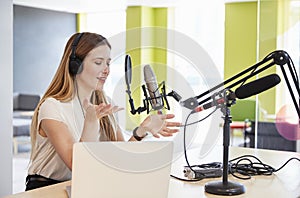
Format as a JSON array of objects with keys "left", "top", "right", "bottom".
[{"left": 0, "top": 0, "right": 13, "bottom": 196}]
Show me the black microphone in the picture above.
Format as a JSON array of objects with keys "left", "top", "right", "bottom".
[
  {"left": 192, "top": 74, "right": 280, "bottom": 113},
  {"left": 235, "top": 74, "right": 281, "bottom": 99},
  {"left": 143, "top": 65, "right": 164, "bottom": 114}
]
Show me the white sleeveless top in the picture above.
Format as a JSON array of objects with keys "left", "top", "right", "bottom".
[{"left": 27, "top": 97, "right": 88, "bottom": 181}]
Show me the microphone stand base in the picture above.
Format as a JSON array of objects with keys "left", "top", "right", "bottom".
[{"left": 205, "top": 181, "right": 245, "bottom": 196}]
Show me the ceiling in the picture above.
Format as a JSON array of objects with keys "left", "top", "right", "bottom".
[{"left": 13, "top": 0, "right": 181, "bottom": 13}]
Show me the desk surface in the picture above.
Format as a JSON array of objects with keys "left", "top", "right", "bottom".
[{"left": 4, "top": 146, "right": 300, "bottom": 198}]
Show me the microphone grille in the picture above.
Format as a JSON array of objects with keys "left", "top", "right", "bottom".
[{"left": 143, "top": 64, "right": 156, "bottom": 82}]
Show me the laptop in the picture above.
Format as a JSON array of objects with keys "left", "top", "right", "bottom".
[{"left": 71, "top": 141, "right": 174, "bottom": 198}]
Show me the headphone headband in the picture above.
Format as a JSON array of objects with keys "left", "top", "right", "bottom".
[{"left": 69, "top": 33, "right": 84, "bottom": 75}]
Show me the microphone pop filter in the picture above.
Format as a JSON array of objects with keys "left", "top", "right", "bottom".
[{"left": 125, "top": 55, "right": 132, "bottom": 86}]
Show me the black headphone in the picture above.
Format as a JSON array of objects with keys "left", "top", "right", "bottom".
[{"left": 69, "top": 33, "right": 84, "bottom": 75}]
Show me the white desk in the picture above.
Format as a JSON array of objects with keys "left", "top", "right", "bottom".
[
  {"left": 3, "top": 146, "right": 300, "bottom": 198},
  {"left": 169, "top": 146, "right": 300, "bottom": 197}
]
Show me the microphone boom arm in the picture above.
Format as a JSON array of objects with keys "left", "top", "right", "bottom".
[{"left": 189, "top": 50, "right": 300, "bottom": 119}]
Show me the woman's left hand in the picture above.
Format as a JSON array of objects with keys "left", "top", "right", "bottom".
[{"left": 140, "top": 114, "right": 181, "bottom": 138}]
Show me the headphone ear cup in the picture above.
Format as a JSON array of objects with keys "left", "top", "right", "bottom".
[{"left": 69, "top": 58, "right": 82, "bottom": 75}]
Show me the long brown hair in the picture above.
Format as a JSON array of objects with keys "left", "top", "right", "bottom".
[{"left": 30, "top": 32, "right": 116, "bottom": 160}]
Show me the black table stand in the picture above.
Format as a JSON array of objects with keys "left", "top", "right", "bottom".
[{"left": 205, "top": 103, "right": 245, "bottom": 196}]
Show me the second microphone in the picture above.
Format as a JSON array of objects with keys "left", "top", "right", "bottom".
[{"left": 143, "top": 65, "right": 164, "bottom": 114}]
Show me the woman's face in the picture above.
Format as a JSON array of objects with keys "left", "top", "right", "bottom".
[{"left": 77, "top": 44, "right": 111, "bottom": 92}]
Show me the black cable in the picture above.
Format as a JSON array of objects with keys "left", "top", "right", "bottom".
[
  {"left": 188, "top": 162, "right": 222, "bottom": 169},
  {"left": 229, "top": 155, "right": 300, "bottom": 180},
  {"left": 273, "top": 157, "right": 300, "bottom": 172},
  {"left": 240, "top": 64, "right": 258, "bottom": 87},
  {"left": 183, "top": 108, "right": 219, "bottom": 174},
  {"left": 178, "top": 108, "right": 218, "bottom": 127},
  {"left": 170, "top": 107, "right": 219, "bottom": 181},
  {"left": 286, "top": 53, "right": 299, "bottom": 84}
]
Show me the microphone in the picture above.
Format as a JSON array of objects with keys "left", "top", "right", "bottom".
[
  {"left": 235, "top": 74, "right": 281, "bottom": 99},
  {"left": 192, "top": 74, "right": 281, "bottom": 113},
  {"left": 143, "top": 65, "right": 164, "bottom": 113}
]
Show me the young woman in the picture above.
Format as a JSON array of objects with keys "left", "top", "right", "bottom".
[{"left": 25, "top": 32, "right": 180, "bottom": 191}]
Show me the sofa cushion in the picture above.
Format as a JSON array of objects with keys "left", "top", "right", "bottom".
[{"left": 13, "top": 93, "right": 40, "bottom": 111}]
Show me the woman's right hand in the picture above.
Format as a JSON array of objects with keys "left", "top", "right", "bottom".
[
  {"left": 138, "top": 114, "right": 181, "bottom": 138},
  {"left": 82, "top": 98, "right": 124, "bottom": 121}
]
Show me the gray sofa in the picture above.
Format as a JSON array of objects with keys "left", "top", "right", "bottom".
[{"left": 13, "top": 93, "right": 40, "bottom": 154}]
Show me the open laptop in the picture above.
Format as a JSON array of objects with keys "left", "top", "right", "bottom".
[{"left": 71, "top": 141, "right": 174, "bottom": 198}]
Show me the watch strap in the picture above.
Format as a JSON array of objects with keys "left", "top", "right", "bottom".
[{"left": 133, "top": 127, "right": 146, "bottom": 141}]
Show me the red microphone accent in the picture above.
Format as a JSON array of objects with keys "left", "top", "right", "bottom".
[{"left": 192, "top": 98, "right": 225, "bottom": 113}]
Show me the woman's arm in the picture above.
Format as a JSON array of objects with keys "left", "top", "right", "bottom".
[
  {"left": 40, "top": 119, "right": 75, "bottom": 170},
  {"left": 39, "top": 105, "right": 107, "bottom": 170}
]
